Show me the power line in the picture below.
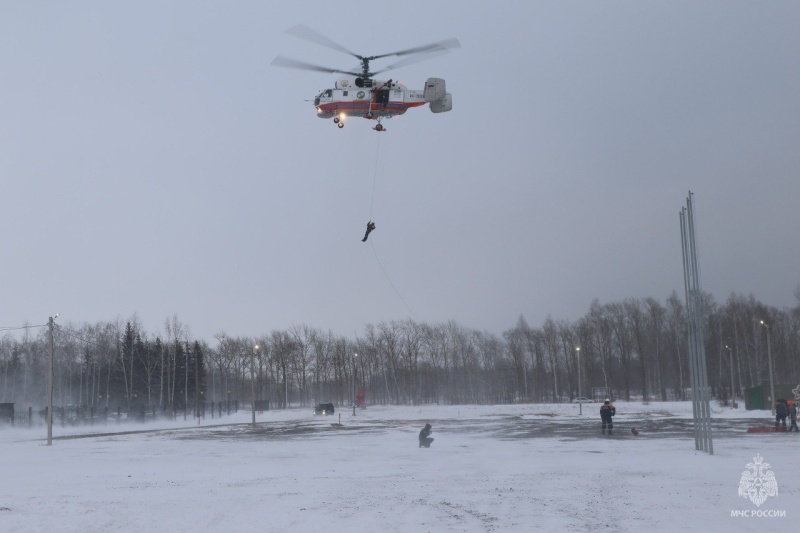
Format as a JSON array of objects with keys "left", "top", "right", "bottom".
[
  {"left": 0, "top": 323, "right": 48, "bottom": 332},
  {"left": 53, "top": 324, "right": 117, "bottom": 352}
]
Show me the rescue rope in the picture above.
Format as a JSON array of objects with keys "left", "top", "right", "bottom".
[
  {"left": 369, "top": 134, "right": 381, "bottom": 221},
  {"left": 370, "top": 240, "right": 418, "bottom": 321}
]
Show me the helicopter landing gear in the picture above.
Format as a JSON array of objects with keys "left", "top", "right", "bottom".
[
  {"left": 333, "top": 117, "right": 339, "bottom": 123},
  {"left": 337, "top": 122, "right": 344, "bottom": 128},
  {"left": 373, "top": 123, "right": 385, "bottom": 132}
]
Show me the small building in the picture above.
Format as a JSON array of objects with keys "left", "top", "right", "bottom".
[
  {"left": 0, "top": 403, "right": 14, "bottom": 426},
  {"left": 744, "top": 384, "right": 800, "bottom": 410}
]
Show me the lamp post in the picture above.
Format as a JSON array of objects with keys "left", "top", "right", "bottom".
[
  {"left": 47, "top": 315, "right": 58, "bottom": 445},
  {"left": 251, "top": 344, "right": 258, "bottom": 426},
  {"left": 724, "top": 345, "right": 737, "bottom": 409},
  {"left": 760, "top": 321, "right": 776, "bottom": 415},
  {"left": 576, "top": 346, "right": 582, "bottom": 416},
  {"left": 352, "top": 352, "right": 358, "bottom": 416}
]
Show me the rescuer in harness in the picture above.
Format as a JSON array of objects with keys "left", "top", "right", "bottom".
[{"left": 362, "top": 221, "right": 376, "bottom": 242}]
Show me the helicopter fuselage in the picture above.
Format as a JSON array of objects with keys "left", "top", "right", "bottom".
[
  {"left": 314, "top": 79, "right": 426, "bottom": 120},
  {"left": 273, "top": 25, "right": 458, "bottom": 130}
]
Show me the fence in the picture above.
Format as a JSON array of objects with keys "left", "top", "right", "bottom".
[{"left": 0, "top": 401, "right": 240, "bottom": 429}]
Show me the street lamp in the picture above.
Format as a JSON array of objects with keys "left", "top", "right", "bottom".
[
  {"left": 760, "top": 321, "right": 776, "bottom": 415},
  {"left": 724, "top": 345, "right": 737, "bottom": 409},
  {"left": 251, "top": 344, "right": 258, "bottom": 426},
  {"left": 576, "top": 346, "right": 582, "bottom": 415},
  {"left": 47, "top": 313, "right": 59, "bottom": 446},
  {"left": 353, "top": 352, "right": 358, "bottom": 416}
]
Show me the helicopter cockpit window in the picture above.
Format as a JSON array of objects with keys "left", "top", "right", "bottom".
[{"left": 324, "top": 89, "right": 332, "bottom": 97}]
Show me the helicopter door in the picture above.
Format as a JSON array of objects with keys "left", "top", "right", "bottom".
[{"left": 376, "top": 89, "right": 390, "bottom": 106}]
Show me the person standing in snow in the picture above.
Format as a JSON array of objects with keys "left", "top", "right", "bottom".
[
  {"left": 600, "top": 399, "right": 615, "bottom": 435},
  {"left": 787, "top": 401, "right": 798, "bottom": 432},
  {"left": 775, "top": 399, "right": 788, "bottom": 429},
  {"left": 419, "top": 423, "right": 434, "bottom": 448}
]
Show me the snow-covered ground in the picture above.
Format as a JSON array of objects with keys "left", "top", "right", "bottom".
[{"left": 0, "top": 402, "right": 795, "bottom": 532}]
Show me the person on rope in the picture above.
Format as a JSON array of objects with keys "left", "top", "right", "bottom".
[{"left": 362, "top": 221, "right": 376, "bottom": 242}]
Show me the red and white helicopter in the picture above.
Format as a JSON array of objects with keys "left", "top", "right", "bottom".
[{"left": 272, "top": 25, "right": 459, "bottom": 131}]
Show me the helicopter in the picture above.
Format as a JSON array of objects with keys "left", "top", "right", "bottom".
[{"left": 272, "top": 25, "right": 459, "bottom": 131}]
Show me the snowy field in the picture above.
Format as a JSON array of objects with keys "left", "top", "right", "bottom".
[{"left": 0, "top": 401, "right": 795, "bottom": 532}]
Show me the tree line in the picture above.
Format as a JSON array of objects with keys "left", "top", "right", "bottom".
[{"left": 1, "top": 290, "right": 799, "bottom": 412}]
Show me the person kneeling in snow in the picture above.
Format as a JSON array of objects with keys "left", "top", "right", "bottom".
[
  {"left": 419, "top": 423, "right": 434, "bottom": 448},
  {"left": 600, "top": 399, "right": 615, "bottom": 435}
]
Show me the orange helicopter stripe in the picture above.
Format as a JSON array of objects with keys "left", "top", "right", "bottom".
[{"left": 319, "top": 102, "right": 425, "bottom": 112}]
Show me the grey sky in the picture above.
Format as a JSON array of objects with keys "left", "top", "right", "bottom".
[{"left": 2, "top": 1, "right": 798, "bottom": 341}]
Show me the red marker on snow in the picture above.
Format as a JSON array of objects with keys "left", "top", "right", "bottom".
[{"left": 631, "top": 427, "right": 640, "bottom": 436}]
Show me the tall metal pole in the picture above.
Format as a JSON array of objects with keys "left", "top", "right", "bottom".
[
  {"left": 352, "top": 352, "right": 358, "bottom": 416},
  {"left": 195, "top": 343, "right": 200, "bottom": 425},
  {"left": 688, "top": 196, "right": 712, "bottom": 454},
  {"left": 576, "top": 347, "right": 582, "bottom": 416},
  {"left": 761, "top": 321, "right": 776, "bottom": 415},
  {"left": 47, "top": 316, "right": 55, "bottom": 446},
  {"left": 725, "top": 345, "right": 736, "bottom": 408},
  {"left": 680, "top": 193, "right": 713, "bottom": 455},
  {"left": 680, "top": 208, "right": 701, "bottom": 450},
  {"left": 251, "top": 345, "right": 258, "bottom": 426}
]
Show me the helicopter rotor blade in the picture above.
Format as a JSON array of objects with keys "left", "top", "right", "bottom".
[
  {"left": 372, "top": 37, "right": 461, "bottom": 60},
  {"left": 285, "top": 24, "right": 361, "bottom": 60},
  {"left": 271, "top": 56, "right": 361, "bottom": 77},
  {"left": 370, "top": 48, "right": 451, "bottom": 76}
]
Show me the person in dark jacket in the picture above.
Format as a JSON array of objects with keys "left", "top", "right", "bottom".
[
  {"left": 600, "top": 399, "right": 615, "bottom": 435},
  {"left": 419, "top": 423, "right": 434, "bottom": 448},
  {"left": 787, "top": 401, "right": 798, "bottom": 432},
  {"left": 362, "top": 221, "right": 376, "bottom": 242},
  {"left": 775, "top": 399, "right": 788, "bottom": 429}
]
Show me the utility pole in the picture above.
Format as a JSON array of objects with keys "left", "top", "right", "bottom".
[
  {"left": 251, "top": 345, "right": 258, "bottom": 426},
  {"left": 47, "top": 316, "right": 55, "bottom": 446}
]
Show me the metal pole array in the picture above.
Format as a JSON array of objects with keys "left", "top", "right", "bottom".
[{"left": 679, "top": 192, "right": 713, "bottom": 455}]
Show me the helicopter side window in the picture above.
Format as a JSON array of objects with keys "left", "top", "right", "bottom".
[{"left": 343, "top": 91, "right": 348, "bottom": 96}]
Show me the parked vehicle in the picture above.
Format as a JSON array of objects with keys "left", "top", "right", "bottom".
[
  {"left": 314, "top": 403, "right": 335, "bottom": 415},
  {"left": 572, "top": 397, "right": 593, "bottom": 404}
]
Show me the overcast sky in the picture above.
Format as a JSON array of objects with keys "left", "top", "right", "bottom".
[{"left": 2, "top": 1, "right": 798, "bottom": 342}]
